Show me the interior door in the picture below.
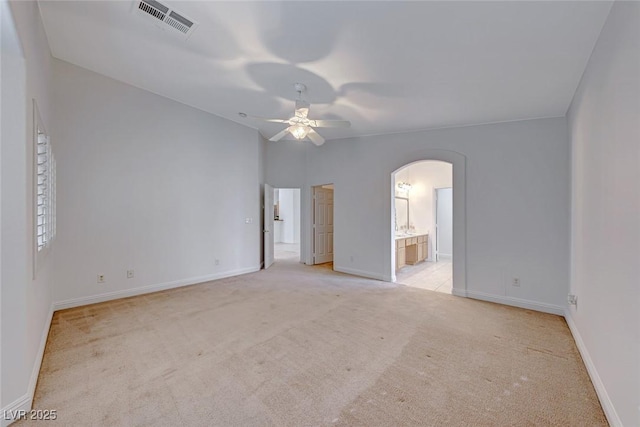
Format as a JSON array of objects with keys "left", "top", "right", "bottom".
[
  {"left": 313, "top": 186, "right": 334, "bottom": 264},
  {"left": 436, "top": 187, "right": 453, "bottom": 260},
  {"left": 264, "top": 183, "right": 274, "bottom": 269}
]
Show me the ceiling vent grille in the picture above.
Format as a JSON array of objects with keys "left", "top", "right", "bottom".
[
  {"left": 138, "top": 0, "right": 168, "bottom": 21},
  {"left": 165, "top": 11, "right": 193, "bottom": 34},
  {"left": 134, "top": 0, "right": 198, "bottom": 39}
]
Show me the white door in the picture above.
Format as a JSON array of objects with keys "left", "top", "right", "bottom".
[
  {"left": 264, "top": 183, "right": 274, "bottom": 269},
  {"left": 313, "top": 186, "right": 334, "bottom": 264},
  {"left": 436, "top": 187, "right": 453, "bottom": 261}
]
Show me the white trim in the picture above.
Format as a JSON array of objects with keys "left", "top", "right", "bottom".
[
  {"left": 451, "top": 287, "right": 467, "bottom": 298},
  {"left": 53, "top": 266, "right": 260, "bottom": 311},
  {"left": 1, "top": 394, "right": 30, "bottom": 427},
  {"left": 28, "top": 304, "right": 53, "bottom": 401},
  {"left": 564, "top": 309, "right": 622, "bottom": 427},
  {"left": 456, "top": 289, "right": 565, "bottom": 315},
  {"left": 1, "top": 305, "right": 53, "bottom": 427},
  {"left": 333, "top": 265, "right": 389, "bottom": 282}
]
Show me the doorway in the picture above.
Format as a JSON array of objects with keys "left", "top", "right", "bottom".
[
  {"left": 392, "top": 161, "right": 453, "bottom": 293},
  {"left": 263, "top": 185, "right": 301, "bottom": 269},
  {"left": 312, "top": 184, "right": 334, "bottom": 265},
  {"left": 274, "top": 188, "right": 301, "bottom": 261}
]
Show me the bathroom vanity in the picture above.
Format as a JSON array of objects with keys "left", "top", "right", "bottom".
[{"left": 396, "top": 233, "right": 428, "bottom": 270}]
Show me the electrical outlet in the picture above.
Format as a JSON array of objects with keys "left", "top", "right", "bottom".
[
  {"left": 215, "top": 259, "right": 220, "bottom": 266},
  {"left": 568, "top": 294, "right": 578, "bottom": 306},
  {"left": 127, "top": 270, "right": 134, "bottom": 279},
  {"left": 97, "top": 274, "right": 105, "bottom": 284},
  {"left": 350, "top": 256, "right": 354, "bottom": 262},
  {"left": 512, "top": 278, "right": 520, "bottom": 287}
]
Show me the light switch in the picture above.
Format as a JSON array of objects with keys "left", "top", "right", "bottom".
[{"left": 245, "top": 218, "right": 253, "bottom": 224}]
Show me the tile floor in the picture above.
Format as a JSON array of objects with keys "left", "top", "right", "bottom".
[{"left": 395, "top": 258, "right": 453, "bottom": 294}]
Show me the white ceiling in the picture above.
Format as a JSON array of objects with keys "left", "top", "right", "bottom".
[{"left": 38, "top": 1, "right": 612, "bottom": 141}]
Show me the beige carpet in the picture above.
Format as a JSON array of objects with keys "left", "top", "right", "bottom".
[{"left": 20, "top": 259, "right": 606, "bottom": 426}]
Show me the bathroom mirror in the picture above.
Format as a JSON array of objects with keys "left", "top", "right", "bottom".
[{"left": 395, "top": 197, "right": 409, "bottom": 233}]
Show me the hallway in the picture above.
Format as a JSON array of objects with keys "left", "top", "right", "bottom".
[{"left": 274, "top": 242, "right": 300, "bottom": 261}]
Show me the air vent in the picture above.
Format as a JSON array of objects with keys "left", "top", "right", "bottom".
[
  {"left": 134, "top": 0, "right": 198, "bottom": 39},
  {"left": 138, "top": 0, "right": 168, "bottom": 21},
  {"left": 165, "top": 11, "right": 193, "bottom": 34}
]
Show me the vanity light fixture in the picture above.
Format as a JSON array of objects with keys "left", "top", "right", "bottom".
[{"left": 397, "top": 182, "right": 412, "bottom": 192}]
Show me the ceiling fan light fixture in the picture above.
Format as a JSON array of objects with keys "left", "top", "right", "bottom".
[
  {"left": 290, "top": 125, "right": 310, "bottom": 140},
  {"left": 247, "top": 83, "right": 350, "bottom": 146}
]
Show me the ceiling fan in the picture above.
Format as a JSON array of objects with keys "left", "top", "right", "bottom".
[{"left": 241, "top": 83, "right": 350, "bottom": 146}]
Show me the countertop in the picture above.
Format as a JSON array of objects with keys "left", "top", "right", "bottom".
[{"left": 395, "top": 232, "right": 428, "bottom": 240}]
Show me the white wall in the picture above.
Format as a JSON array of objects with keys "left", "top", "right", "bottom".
[
  {"left": 435, "top": 188, "right": 453, "bottom": 258},
  {"left": 266, "top": 117, "right": 571, "bottom": 312},
  {"left": 278, "top": 188, "right": 300, "bottom": 244},
  {"left": 1, "top": 0, "right": 27, "bottom": 410},
  {"left": 273, "top": 188, "right": 281, "bottom": 243},
  {"left": 52, "top": 59, "right": 262, "bottom": 306},
  {"left": 567, "top": 2, "right": 640, "bottom": 425},
  {"left": 1, "top": 0, "right": 55, "bottom": 419},
  {"left": 394, "top": 161, "right": 452, "bottom": 259}
]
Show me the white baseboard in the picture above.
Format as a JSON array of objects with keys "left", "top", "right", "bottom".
[
  {"left": 455, "top": 289, "right": 565, "bottom": 315},
  {"left": 564, "top": 309, "right": 621, "bottom": 427},
  {"left": 333, "top": 265, "right": 387, "bottom": 282},
  {"left": 53, "top": 266, "right": 260, "bottom": 311},
  {"left": 1, "top": 394, "right": 30, "bottom": 427},
  {"left": 1, "top": 304, "right": 54, "bottom": 427},
  {"left": 28, "top": 304, "right": 54, "bottom": 400},
  {"left": 451, "top": 287, "right": 467, "bottom": 298}
]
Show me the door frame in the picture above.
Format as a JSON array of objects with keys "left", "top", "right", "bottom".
[
  {"left": 435, "top": 186, "right": 453, "bottom": 262},
  {"left": 263, "top": 183, "right": 274, "bottom": 269}
]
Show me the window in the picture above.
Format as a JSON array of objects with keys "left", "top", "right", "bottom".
[{"left": 34, "top": 101, "right": 56, "bottom": 256}]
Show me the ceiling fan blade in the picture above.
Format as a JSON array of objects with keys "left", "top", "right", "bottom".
[
  {"left": 246, "top": 115, "right": 289, "bottom": 124},
  {"left": 307, "top": 128, "right": 325, "bottom": 146},
  {"left": 269, "top": 128, "right": 290, "bottom": 142},
  {"left": 309, "top": 120, "right": 351, "bottom": 128}
]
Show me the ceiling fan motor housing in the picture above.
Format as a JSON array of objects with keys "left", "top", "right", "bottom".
[{"left": 295, "top": 100, "right": 310, "bottom": 118}]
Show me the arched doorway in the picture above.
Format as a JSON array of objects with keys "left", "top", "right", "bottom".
[
  {"left": 389, "top": 150, "right": 467, "bottom": 296},
  {"left": 393, "top": 161, "right": 452, "bottom": 292}
]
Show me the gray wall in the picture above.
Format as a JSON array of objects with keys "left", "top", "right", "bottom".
[
  {"left": 266, "top": 118, "right": 571, "bottom": 312},
  {"left": 567, "top": 2, "right": 640, "bottom": 425},
  {"left": 52, "top": 59, "right": 263, "bottom": 305},
  {"left": 2, "top": 0, "right": 55, "bottom": 413}
]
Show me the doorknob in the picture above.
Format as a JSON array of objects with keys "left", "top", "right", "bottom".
[{"left": 263, "top": 230, "right": 269, "bottom": 233}]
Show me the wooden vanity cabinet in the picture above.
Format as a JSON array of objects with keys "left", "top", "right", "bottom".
[
  {"left": 396, "top": 234, "right": 428, "bottom": 270},
  {"left": 396, "top": 237, "right": 406, "bottom": 269}
]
